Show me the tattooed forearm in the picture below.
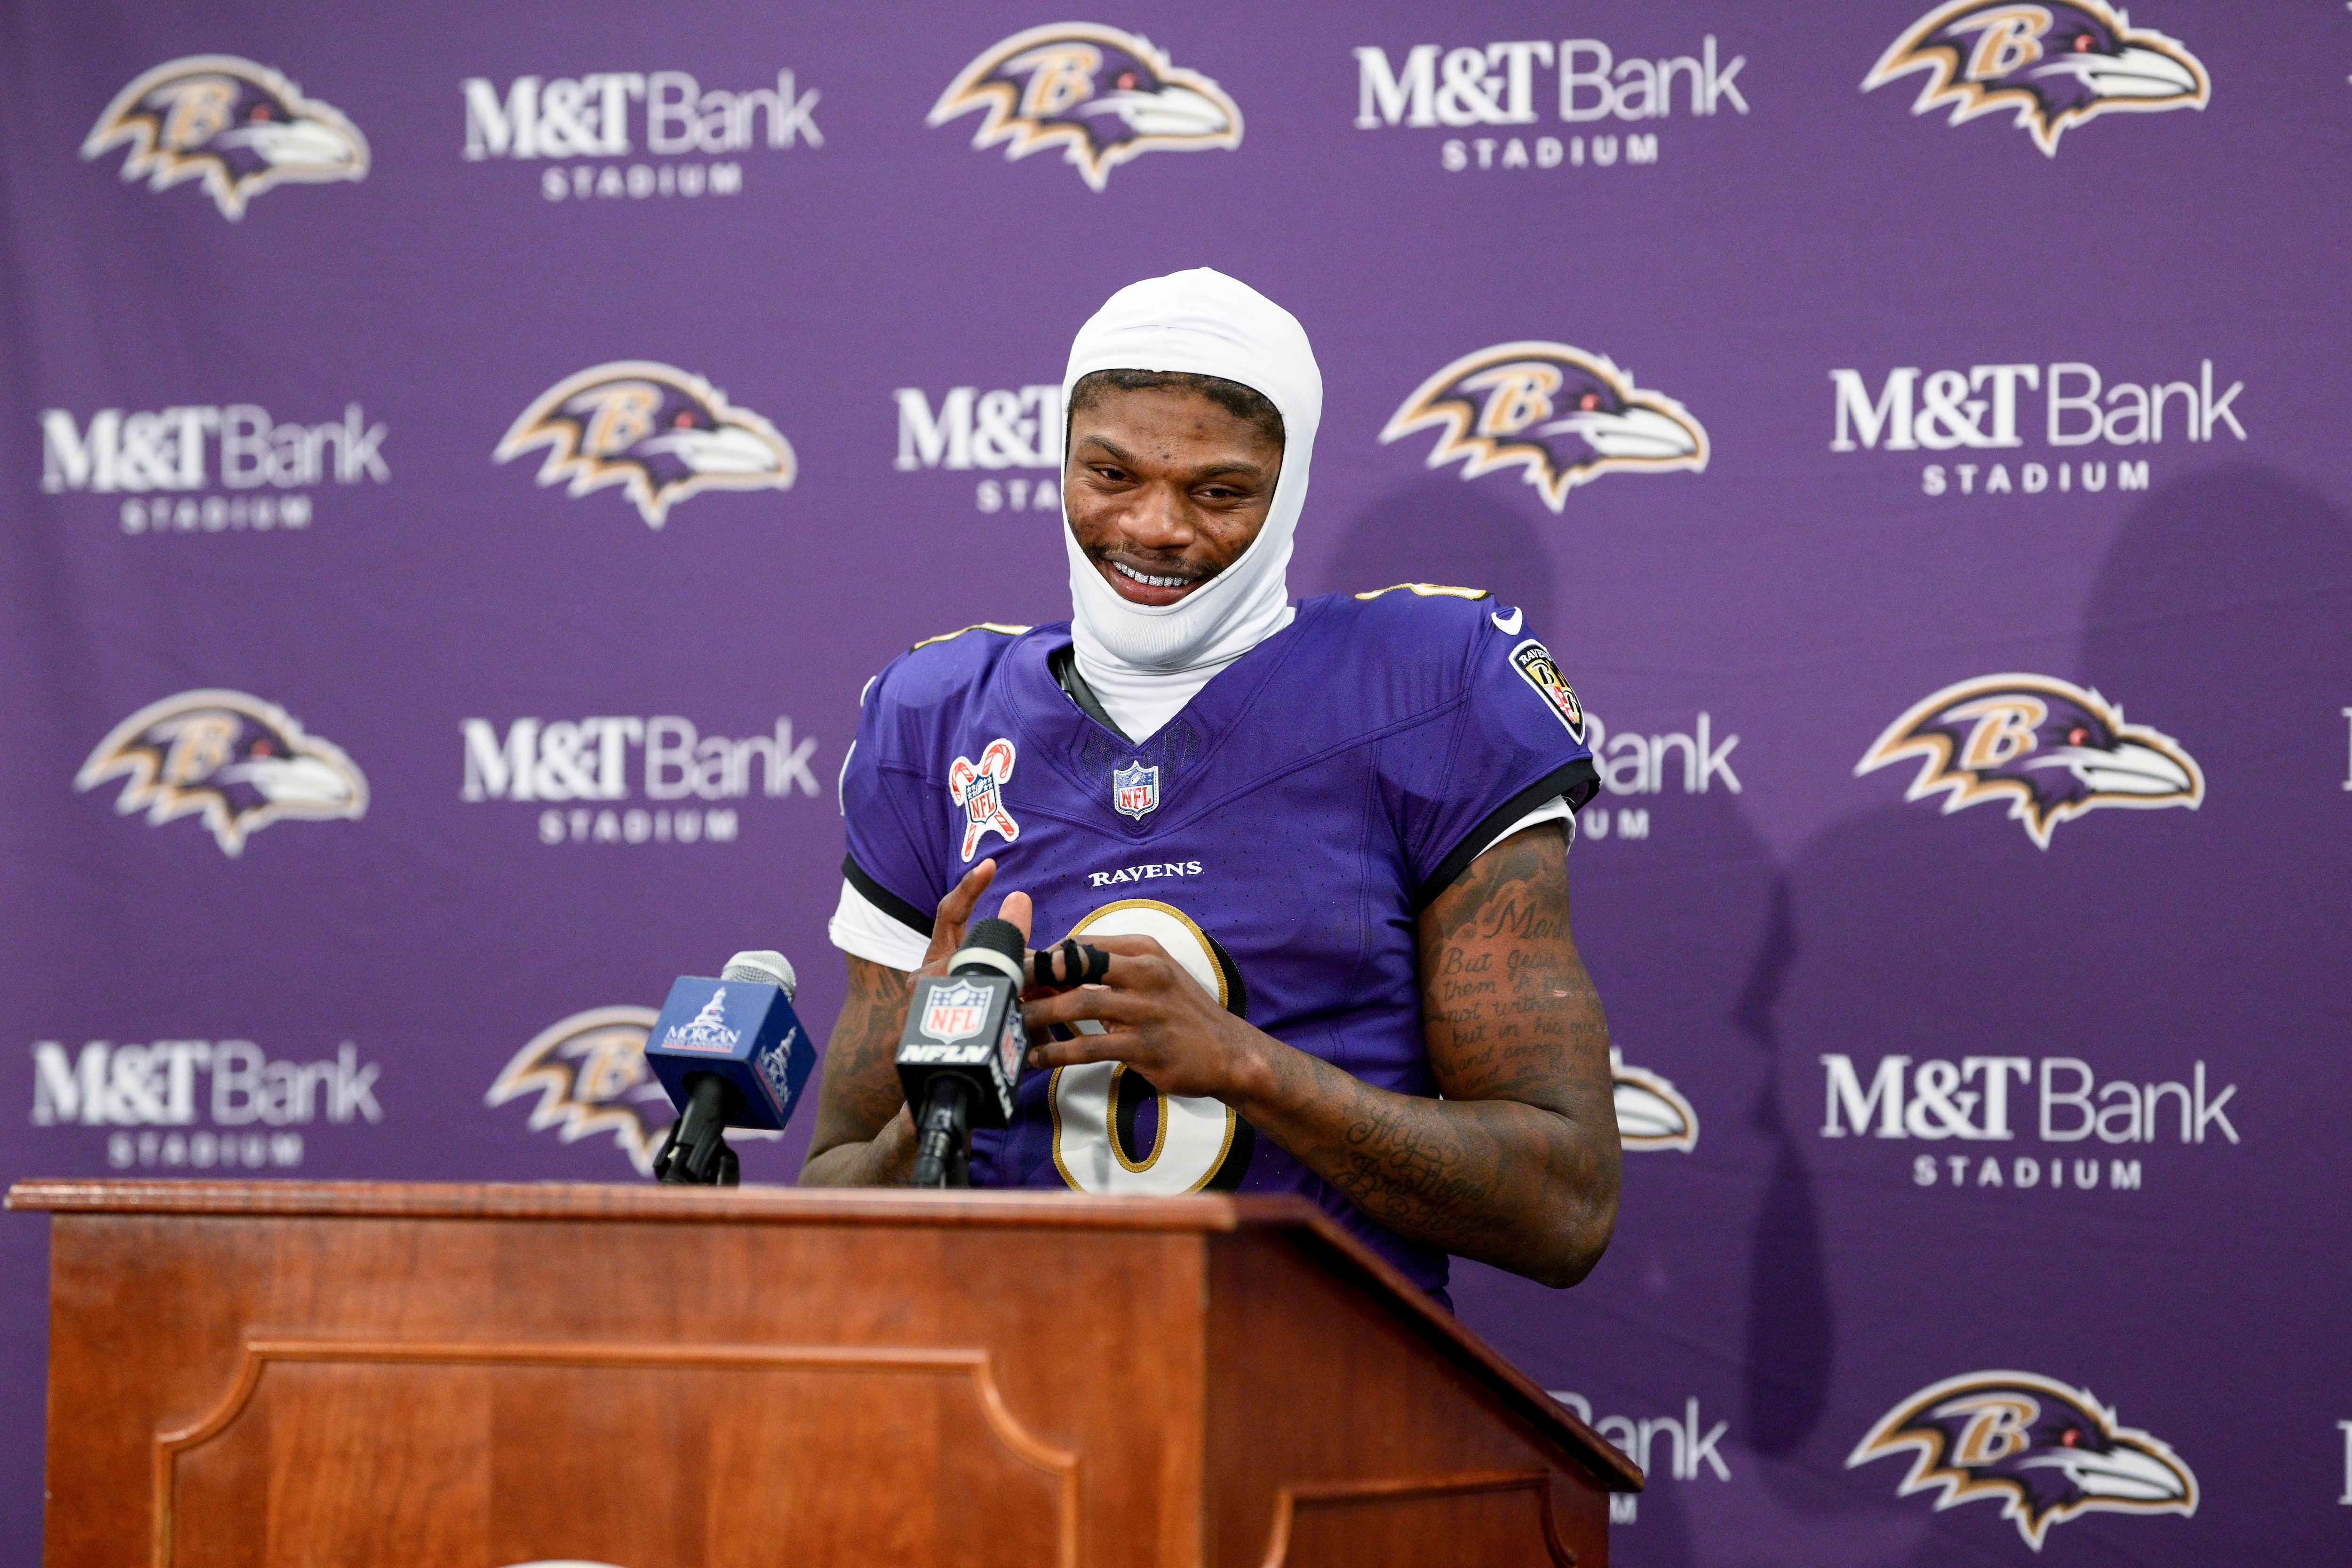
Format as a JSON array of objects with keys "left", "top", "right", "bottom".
[
  {"left": 1235, "top": 820, "right": 1621, "bottom": 1286},
  {"left": 798, "top": 955, "right": 920, "bottom": 1186}
]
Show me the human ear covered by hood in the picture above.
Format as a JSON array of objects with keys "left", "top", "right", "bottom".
[{"left": 1061, "top": 268, "right": 1321, "bottom": 693}]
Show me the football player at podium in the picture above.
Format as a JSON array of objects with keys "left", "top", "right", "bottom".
[{"left": 804, "top": 269, "right": 1621, "bottom": 1303}]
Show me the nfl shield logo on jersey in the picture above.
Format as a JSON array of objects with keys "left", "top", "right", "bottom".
[
  {"left": 1112, "top": 760, "right": 1160, "bottom": 820},
  {"left": 921, "top": 980, "right": 991, "bottom": 1044}
]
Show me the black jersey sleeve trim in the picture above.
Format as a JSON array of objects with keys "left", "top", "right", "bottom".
[
  {"left": 1411, "top": 756, "right": 1601, "bottom": 915},
  {"left": 842, "top": 853, "right": 934, "bottom": 937}
]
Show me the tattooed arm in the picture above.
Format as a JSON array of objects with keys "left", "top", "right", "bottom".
[
  {"left": 799, "top": 861, "right": 1032, "bottom": 1186},
  {"left": 1021, "top": 821, "right": 1620, "bottom": 1286}
]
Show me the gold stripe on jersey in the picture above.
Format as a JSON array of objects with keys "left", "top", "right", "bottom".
[
  {"left": 1353, "top": 583, "right": 1490, "bottom": 602},
  {"left": 909, "top": 621, "right": 1033, "bottom": 651}
]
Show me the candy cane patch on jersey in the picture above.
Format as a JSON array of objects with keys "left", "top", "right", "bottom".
[
  {"left": 1510, "top": 639, "right": 1586, "bottom": 740},
  {"left": 947, "top": 738, "right": 1020, "bottom": 861}
]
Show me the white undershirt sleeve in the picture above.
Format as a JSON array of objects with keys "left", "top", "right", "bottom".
[{"left": 828, "top": 878, "right": 929, "bottom": 972}]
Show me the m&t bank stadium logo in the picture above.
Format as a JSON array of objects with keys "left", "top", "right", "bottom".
[
  {"left": 1858, "top": 674, "right": 2201, "bottom": 848},
  {"left": 1383, "top": 342, "right": 1705, "bottom": 511},
  {"left": 1864, "top": 1, "right": 2206, "bottom": 156},
  {"left": 1851, "top": 1371, "right": 2195, "bottom": 1548},
  {"left": 495, "top": 362, "right": 795, "bottom": 529},
  {"left": 929, "top": 24, "right": 1241, "bottom": 191},
  {"left": 84, "top": 55, "right": 367, "bottom": 219},
  {"left": 78, "top": 690, "right": 366, "bottom": 856}
]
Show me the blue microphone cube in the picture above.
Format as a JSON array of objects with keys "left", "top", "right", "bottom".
[{"left": 642, "top": 976, "right": 813, "bottom": 1132}]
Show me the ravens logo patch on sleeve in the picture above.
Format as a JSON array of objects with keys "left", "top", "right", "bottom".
[{"left": 1510, "top": 639, "right": 1586, "bottom": 740}]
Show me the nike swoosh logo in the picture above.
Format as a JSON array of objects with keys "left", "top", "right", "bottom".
[{"left": 1490, "top": 606, "right": 1523, "bottom": 635}]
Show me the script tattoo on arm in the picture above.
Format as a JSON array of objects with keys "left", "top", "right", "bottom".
[
  {"left": 797, "top": 954, "right": 919, "bottom": 1186},
  {"left": 1251, "top": 820, "right": 1621, "bottom": 1286}
]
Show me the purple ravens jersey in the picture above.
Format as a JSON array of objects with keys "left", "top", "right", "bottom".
[{"left": 839, "top": 586, "right": 1597, "bottom": 1299}]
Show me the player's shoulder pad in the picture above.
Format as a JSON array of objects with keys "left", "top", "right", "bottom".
[
  {"left": 860, "top": 622, "right": 1033, "bottom": 728},
  {"left": 1311, "top": 585, "right": 1525, "bottom": 716},
  {"left": 1343, "top": 582, "right": 1505, "bottom": 661}
]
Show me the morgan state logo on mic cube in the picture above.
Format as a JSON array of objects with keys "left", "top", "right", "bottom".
[
  {"left": 460, "top": 64, "right": 822, "bottom": 203},
  {"left": 84, "top": 55, "right": 368, "bottom": 220},
  {"left": 1351, "top": 32, "right": 1750, "bottom": 178},
  {"left": 1816, "top": 1051, "right": 2241, "bottom": 1195},
  {"left": 1863, "top": 0, "right": 2207, "bottom": 157},
  {"left": 1828, "top": 357, "right": 2247, "bottom": 500},
  {"left": 1383, "top": 342, "right": 1706, "bottom": 510},
  {"left": 78, "top": 690, "right": 366, "bottom": 857},
  {"left": 31, "top": 1036, "right": 385, "bottom": 1172},
  {"left": 930, "top": 24, "right": 1242, "bottom": 191},
  {"left": 459, "top": 713, "right": 822, "bottom": 847},
  {"left": 1849, "top": 1370, "right": 2196, "bottom": 1549}
]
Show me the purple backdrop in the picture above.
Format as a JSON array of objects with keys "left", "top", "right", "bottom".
[{"left": 3, "top": 1, "right": 2347, "bottom": 1560}]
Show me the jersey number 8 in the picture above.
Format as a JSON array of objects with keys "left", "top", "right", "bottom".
[{"left": 1047, "top": 899, "right": 1256, "bottom": 1195}]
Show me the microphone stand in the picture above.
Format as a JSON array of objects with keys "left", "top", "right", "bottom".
[
  {"left": 654, "top": 1073, "right": 742, "bottom": 1186},
  {"left": 909, "top": 1077, "right": 973, "bottom": 1189}
]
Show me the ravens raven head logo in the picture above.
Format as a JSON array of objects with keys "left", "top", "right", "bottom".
[
  {"left": 1612, "top": 1047, "right": 1698, "bottom": 1152},
  {"left": 82, "top": 55, "right": 368, "bottom": 220},
  {"left": 77, "top": 689, "right": 367, "bottom": 857},
  {"left": 1858, "top": 673, "right": 2201, "bottom": 849},
  {"left": 495, "top": 362, "right": 796, "bottom": 530},
  {"left": 928, "top": 24, "right": 1242, "bottom": 191},
  {"left": 1382, "top": 342, "right": 1707, "bottom": 512},
  {"left": 486, "top": 1006, "right": 673, "bottom": 1176},
  {"left": 1864, "top": 1, "right": 2208, "bottom": 156},
  {"left": 1850, "top": 1370, "right": 2196, "bottom": 1549}
]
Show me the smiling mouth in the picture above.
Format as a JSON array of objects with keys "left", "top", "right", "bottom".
[{"left": 1112, "top": 560, "right": 1193, "bottom": 590}]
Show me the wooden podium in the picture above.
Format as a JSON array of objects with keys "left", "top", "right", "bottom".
[{"left": 8, "top": 1180, "right": 1639, "bottom": 1567}]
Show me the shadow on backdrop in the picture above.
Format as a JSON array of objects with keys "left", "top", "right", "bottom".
[
  {"left": 1462, "top": 785, "right": 1787, "bottom": 1567},
  {"left": 1734, "top": 877, "right": 1835, "bottom": 1465},
  {"left": 1304, "top": 474, "right": 1559, "bottom": 633},
  {"left": 1757, "top": 465, "right": 2351, "bottom": 1567}
]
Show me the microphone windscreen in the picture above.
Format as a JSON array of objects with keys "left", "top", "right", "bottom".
[
  {"left": 721, "top": 950, "right": 797, "bottom": 998},
  {"left": 961, "top": 919, "right": 1026, "bottom": 970}
]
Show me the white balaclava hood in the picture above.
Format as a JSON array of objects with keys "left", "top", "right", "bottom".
[{"left": 1062, "top": 268, "right": 1321, "bottom": 741}]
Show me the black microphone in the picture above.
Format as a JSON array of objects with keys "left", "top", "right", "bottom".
[{"left": 897, "top": 917, "right": 1027, "bottom": 1188}]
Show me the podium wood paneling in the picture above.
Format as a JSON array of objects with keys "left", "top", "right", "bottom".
[{"left": 10, "top": 1181, "right": 1639, "bottom": 1568}]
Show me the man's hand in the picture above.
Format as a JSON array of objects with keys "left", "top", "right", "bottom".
[
  {"left": 915, "top": 859, "right": 1033, "bottom": 977},
  {"left": 1020, "top": 935, "right": 1270, "bottom": 1101},
  {"left": 1017, "top": 821, "right": 1619, "bottom": 1289},
  {"left": 798, "top": 859, "right": 1032, "bottom": 1186}
]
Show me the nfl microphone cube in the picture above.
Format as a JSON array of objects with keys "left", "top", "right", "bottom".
[
  {"left": 896, "top": 971, "right": 1023, "bottom": 1128},
  {"left": 643, "top": 975, "right": 811, "bottom": 1132}
]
